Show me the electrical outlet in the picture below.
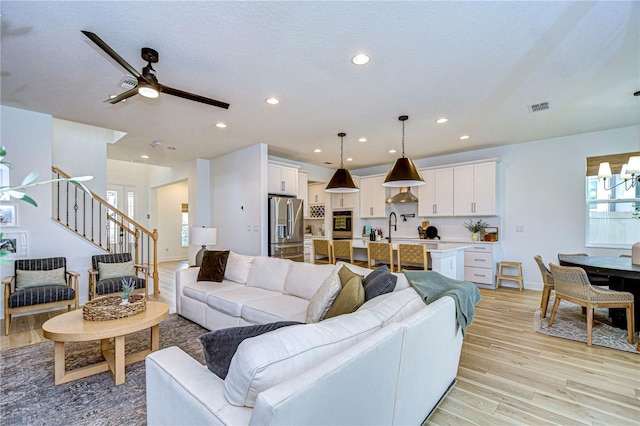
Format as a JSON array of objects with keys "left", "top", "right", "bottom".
[
  {"left": 247, "top": 225, "right": 251, "bottom": 231},
  {"left": 516, "top": 225, "right": 524, "bottom": 232}
]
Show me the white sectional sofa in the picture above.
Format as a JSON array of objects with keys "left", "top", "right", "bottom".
[{"left": 146, "top": 253, "right": 464, "bottom": 425}]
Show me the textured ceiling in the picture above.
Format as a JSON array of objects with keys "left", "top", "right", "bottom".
[{"left": 1, "top": 1, "right": 638, "bottom": 169}]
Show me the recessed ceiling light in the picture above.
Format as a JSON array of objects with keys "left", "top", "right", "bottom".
[
  {"left": 459, "top": 135, "right": 470, "bottom": 140},
  {"left": 109, "top": 94, "right": 117, "bottom": 99},
  {"left": 346, "top": 157, "right": 353, "bottom": 162},
  {"left": 266, "top": 98, "right": 280, "bottom": 105},
  {"left": 358, "top": 138, "right": 367, "bottom": 143},
  {"left": 216, "top": 122, "right": 227, "bottom": 128},
  {"left": 436, "top": 118, "right": 448, "bottom": 124},
  {"left": 352, "top": 53, "right": 370, "bottom": 65},
  {"left": 389, "top": 149, "right": 397, "bottom": 154},
  {"left": 314, "top": 148, "right": 322, "bottom": 153},
  {"left": 140, "top": 155, "right": 149, "bottom": 159}
]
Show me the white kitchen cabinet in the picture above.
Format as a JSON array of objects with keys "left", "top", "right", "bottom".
[
  {"left": 308, "top": 183, "right": 326, "bottom": 205},
  {"left": 418, "top": 168, "right": 454, "bottom": 217},
  {"left": 268, "top": 162, "right": 299, "bottom": 196},
  {"left": 331, "top": 192, "right": 357, "bottom": 210},
  {"left": 453, "top": 162, "right": 496, "bottom": 216},
  {"left": 464, "top": 243, "right": 500, "bottom": 288},
  {"left": 298, "top": 172, "right": 309, "bottom": 217},
  {"left": 359, "top": 175, "right": 387, "bottom": 218}
]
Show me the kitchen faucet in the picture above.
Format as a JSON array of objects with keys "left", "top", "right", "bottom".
[{"left": 388, "top": 212, "right": 397, "bottom": 243}]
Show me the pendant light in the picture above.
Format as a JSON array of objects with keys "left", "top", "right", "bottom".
[
  {"left": 383, "top": 115, "right": 425, "bottom": 187},
  {"left": 325, "top": 132, "right": 359, "bottom": 193}
]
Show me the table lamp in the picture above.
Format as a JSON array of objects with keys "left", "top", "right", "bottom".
[{"left": 191, "top": 226, "right": 217, "bottom": 266}]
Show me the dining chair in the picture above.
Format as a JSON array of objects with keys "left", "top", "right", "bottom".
[
  {"left": 397, "top": 244, "right": 429, "bottom": 271},
  {"left": 533, "top": 255, "right": 554, "bottom": 318},
  {"left": 312, "top": 239, "right": 333, "bottom": 264},
  {"left": 367, "top": 241, "right": 395, "bottom": 272},
  {"left": 548, "top": 263, "right": 634, "bottom": 346},
  {"left": 557, "top": 253, "right": 609, "bottom": 286},
  {"left": 332, "top": 240, "right": 367, "bottom": 266}
]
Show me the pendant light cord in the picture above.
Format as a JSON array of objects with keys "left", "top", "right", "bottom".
[
  {"left": 401, "top": 120, "right": 406, "bottom": 158},
  {"left": 340, "top": 134, "right": 345, "bottom": 168}
]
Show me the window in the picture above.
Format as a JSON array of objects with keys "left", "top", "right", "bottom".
[
  {"left": 586, "top": 152, "right": 640, "bottom": 248},
  {"left": 181, "top": 203, "right": 189, "bottom": 247}
]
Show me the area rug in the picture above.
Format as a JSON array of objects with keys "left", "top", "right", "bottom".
[
  {"left": 534, "top": 298, "right": 639, "bottom": 354},
  {"left": 0, "top": 314, "right": 208, "bottom": 425}
]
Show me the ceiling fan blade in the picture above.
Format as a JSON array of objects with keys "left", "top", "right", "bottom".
[
  {"left": 160, "top": 85, "right": 230, "bottom": 109},
  {"left": 104, "top": 88, "right": 138, "bottom": 104},
  {"left": 82, "top": 30, "right": 142, "bottom": 79}
]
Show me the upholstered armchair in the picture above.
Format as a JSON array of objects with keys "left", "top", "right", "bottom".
[
  {"left": 88, "top": 253, "right": 148, "bottom": 300},
  {"left": 3, "top": 257, "right": 79, "bottom": 335}
]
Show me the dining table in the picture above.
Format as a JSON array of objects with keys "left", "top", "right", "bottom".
[{"left": 558, "top": 256, "right": 640, "bottom": 330}]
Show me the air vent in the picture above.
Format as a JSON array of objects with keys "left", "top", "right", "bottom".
[
  {"left": 528, "top": 101, "right": 550, "bottom": 113},
  {"left": 121, "top": 75, "right": 138, "bottom": 90}
]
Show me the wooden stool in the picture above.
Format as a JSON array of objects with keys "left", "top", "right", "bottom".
[{"left": 496, "top": 261, "right": 524, "bottom": 291}]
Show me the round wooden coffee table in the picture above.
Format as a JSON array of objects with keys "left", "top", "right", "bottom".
[{"left": 42, "top": 301, "right": 169, "bottom": 386}]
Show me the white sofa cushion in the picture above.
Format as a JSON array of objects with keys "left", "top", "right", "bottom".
[
  {"left": 357, "top": 288, "right": 425, "bottom": 326},
  {"left": 241, "top": 294, "right": 309, "bottom": 324},
  {"left": 224, "top": 308, "right": 383, "bottom": 407},
  {"left": 183, "top": 280, "right": 242, "bottom": 304},
  {"left": 206, "top": 287, "right": 280, "bottom": 317},
  {"left": 224, "top": 251, "right": 254, "bottom": 284},
  {"left": 305, "top": 272, "right": 341, "bottom": 324},
  {"left": 245, "top": 257, "right": 292, "bottom": 292},
  {"left": 284, "top": 262, "right": 336, "bottom": 300}
]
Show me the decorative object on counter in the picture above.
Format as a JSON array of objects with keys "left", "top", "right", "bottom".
[
  {"left": 191, "top": 226, "right": 217, "bottom": 267},
  {"left": 483, "top": 227, "right": 499, "bottom": 242},
  {"left": 463, "top": 218, "right": 490, "bottom": 241},
  {"left": 425, "top": 225, "right": 440, "bottom": 240},
  {"left": 383, "top": 115, "right": 425, "bottom": 188},
  {"left": 325, "top": 132, "right": 359, "bottom": 193}
]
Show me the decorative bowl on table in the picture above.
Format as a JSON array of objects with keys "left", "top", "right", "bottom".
[{"left": 83, "top": 295, "right": 147, "bottom": 321}]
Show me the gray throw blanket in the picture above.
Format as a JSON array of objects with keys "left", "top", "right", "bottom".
[{"left": 403, "top": 270, "right": 481, "bottom": 336}]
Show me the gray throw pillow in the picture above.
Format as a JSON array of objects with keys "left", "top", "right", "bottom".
[
  {"left": 199, "top": 321, "right": 302, "bottom": 379},
  {"left": 363, "top": 266, "right": 397, "bottom": 301}
]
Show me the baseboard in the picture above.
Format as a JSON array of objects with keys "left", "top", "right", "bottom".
[{"left": 421, "top": 378, "right": 456, "bottom": 425}]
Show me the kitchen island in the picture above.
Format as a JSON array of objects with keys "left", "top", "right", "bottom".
[{"left": 351, "top": 239, "right": 468, "bottom": 280}]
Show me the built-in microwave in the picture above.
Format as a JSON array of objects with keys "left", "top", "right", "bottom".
[{"left": 332, "top": 210, "right": 353, "bottom": 239}]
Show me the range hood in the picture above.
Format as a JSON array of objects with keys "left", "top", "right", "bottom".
[{"left": 386, "top": 187, "right": 419, "bottom": 204}]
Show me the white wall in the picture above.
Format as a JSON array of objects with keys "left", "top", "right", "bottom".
[
  {"left": 354, "top": 125, "right": 639, "bottom": 290},
  {"left": 213, "top": 144, "right": 268, "bottom": 255},
  {"left": 1, "top": 106, "right": 110, "bottom": 313}
]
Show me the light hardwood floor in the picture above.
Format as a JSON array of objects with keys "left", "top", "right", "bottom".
[{"left": 2, "top": 261, "right": 639, "bottom": 424}]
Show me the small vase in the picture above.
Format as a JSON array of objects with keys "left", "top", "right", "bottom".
[
  {"left": 120, "top": 299, "right": 129, "bottom": 306},
  {"left": 632, "top": 241, "right": 640, "bottom": 266},
  {"left": 472, "top": 232, "right": 480, "bottom": 242}
]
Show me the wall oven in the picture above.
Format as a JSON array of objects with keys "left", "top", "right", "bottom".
[{"left": 332, "top": 210, "right": 353, "bottom": 240}]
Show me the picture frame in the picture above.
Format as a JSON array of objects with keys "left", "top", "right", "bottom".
[
  {"left": 0, "top": 231, "right": 28, "bottom": 259},
  {"left": 483, "top": 227, "right": 499, "bottom": 242},
  {"left": 0, "top": 204, "right": 17, "bottom": 227},
  {"left": 0, "top": 164, "right": 9, "bottom": 201}
]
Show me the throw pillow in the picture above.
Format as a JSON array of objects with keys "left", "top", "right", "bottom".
[
  {"left": 305, "top": 272, "right": 342, "bottom": 323},
  {"left": 337, "top": 265, "right": 363, "bottom": 288},
  {"left": 15, "top": 267, "right": 66, "bottom": 289},
  {"left": 325, "top": 275, "right": 365, "bottom": 318},
  {"left": 363, "top": 268, "right": 397, "bottom": 301},
  {"left": 197, "top": 250, "right": 230, "bottom": 282},
  {"left": 98, "top": 260, "right": 135, "bottom": 280},
  {"left": 224, "top": 251, "right": 254, "bottom": 284},
  {"left": 199, "top": 321, "right": 302, "bottom": 379}
]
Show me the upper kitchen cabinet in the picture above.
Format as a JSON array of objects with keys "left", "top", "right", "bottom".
[
  {"left": 308, "top": 183, "right": 326, "bottom": 205},
  {"left": 360, "top": 175, "right": 387, "bottom": 218},
  {"left": 418, "top": 168, "right": 454, "bottom": 217},
  {"left": 453, "top": 161, "right": 497, "bottom": 216},
  {"left": 298, "top": 172, "right": 309, "bottom": 217},
  {"left": 331, "top": 192, "right": 357, "bottom": 210},
  {"left": 268, "top": 162, "right": 299, "bottom": 196}
]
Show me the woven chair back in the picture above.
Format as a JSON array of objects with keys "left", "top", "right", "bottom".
[
  {"left": 368, "top": 242, "right": 394, "bottom": 270},
  {"left": 533, "top": 255, "right": 554, "bottom": 288},
  {"left": 398, "top": 244, "right": 428, "bottom": 270},
  {"left": 332, "top": 240, "right": 354, "bottom": 263},
  {"left": 312, "top": 239, "right": 332, "bottom": 263}
]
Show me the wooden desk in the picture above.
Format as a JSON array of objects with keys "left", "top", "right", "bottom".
[
  {"left": 559, "top": 256, "right": 640, "bottom": 329},
  {"left": 43, "top": 301, "right": 169, "bottom": 385}
]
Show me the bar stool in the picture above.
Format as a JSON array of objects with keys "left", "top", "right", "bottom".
[
  {"left": 397, "top": 244, "right": 429, "bottom": 271},
  {"left": 367, "top": 242, "right": 395, "bottom": 272},
  {"left": 312, "top": 239, "right": 333, "bottom": 264},
  {"left": 332, "top": 240, "right": 368, "bottom": 267},
  {"left": 496, "top": 261, "right": 524, "bottom": 291}
]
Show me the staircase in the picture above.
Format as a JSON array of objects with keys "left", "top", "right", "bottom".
[{"left": 52, "top": 167, "right": 160, "bottom": 294}]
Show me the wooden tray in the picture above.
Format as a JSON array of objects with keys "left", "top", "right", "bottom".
[{"left": 83, "top": 295, "right": 146, "bottom": 321}]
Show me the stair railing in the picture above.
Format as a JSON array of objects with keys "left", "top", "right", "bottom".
[{"left": 51, "top": 167, "right": 160, "bottom": 294}]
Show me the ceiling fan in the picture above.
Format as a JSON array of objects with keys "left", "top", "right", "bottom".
[{"left": 81, "top": 31, "right": 230, "bottom": 109}]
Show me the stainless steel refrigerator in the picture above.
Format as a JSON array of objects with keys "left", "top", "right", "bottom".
[{"left": 268, "top": 196, "right": 304, "bottom": 262}]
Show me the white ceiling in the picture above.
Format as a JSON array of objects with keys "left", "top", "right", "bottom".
[{"left": 2, "top": 1, "right": 638, "bottom": 169}]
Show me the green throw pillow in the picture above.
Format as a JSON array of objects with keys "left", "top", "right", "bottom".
[
  {"left": 337, "top": 265, "right": 363, "bottom": 288},
  {"left": 325, "top": 275, "right": 365, "bottom": 319},
  {"left": 98, "top": 260, "right": 135, "bottom": 280},
  {"left": 16, "top": 267, "right": 66, "bottom": 289}
]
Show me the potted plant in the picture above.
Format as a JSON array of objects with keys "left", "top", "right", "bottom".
[
  {"left": 464, "top": 218, "right": 490, "bottom": 242},
  {"left": 120, "top": 278, "right": 137, "bottom": 305}
]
